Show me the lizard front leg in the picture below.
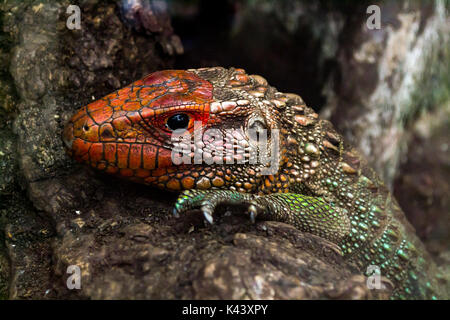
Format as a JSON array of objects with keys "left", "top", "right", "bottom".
[{"left": 174, "top": 190, "right": 351, "bottom": 244}]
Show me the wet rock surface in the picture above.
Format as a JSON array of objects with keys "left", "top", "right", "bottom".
[{"left": 0, "top": 0, "right": 447, "bottom": 299}]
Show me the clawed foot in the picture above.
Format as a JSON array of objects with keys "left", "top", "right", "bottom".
[
  {"left": 173, "top": 189, "right": 260, "bottom": 225},
  {"left": 172, "top": 190, "right": 350, "bottom": 243}
]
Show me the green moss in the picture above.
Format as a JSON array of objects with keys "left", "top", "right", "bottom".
[{"left": 400, "top": 30, "right": 450, "bottom": 127}]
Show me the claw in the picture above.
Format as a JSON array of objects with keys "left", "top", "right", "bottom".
[
  {"left": 172, "top": 207, "right": 180, "bottom": 218},
  {"left": 202, "top": 209, "right": 214, "bottom": 224},
  {"left": 248, "top": 204, "right": 257, "bottom": 224},
  {"left": 249, "top": 211, "right": 256, "bottom": 224}
]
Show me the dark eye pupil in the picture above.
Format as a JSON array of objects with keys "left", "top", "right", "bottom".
[{"left": 166, "top": 113, "right": 190, "bottom": 131}]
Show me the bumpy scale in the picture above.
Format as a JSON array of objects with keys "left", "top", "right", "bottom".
[{"left": 63, "top": 67, "right": 447, "bottom": 299}]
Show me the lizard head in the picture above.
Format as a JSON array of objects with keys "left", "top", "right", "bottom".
[{"left": 63, "top": 67, "right": 316, "bottom": 192}]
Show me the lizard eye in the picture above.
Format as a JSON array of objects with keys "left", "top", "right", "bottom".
[{"left": 166, "top": 113, "right": 190, "bottom": 131}]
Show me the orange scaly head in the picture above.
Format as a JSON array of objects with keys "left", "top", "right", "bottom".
[{"left": 63, "top": 67, "right": 289, "bottom": 192}]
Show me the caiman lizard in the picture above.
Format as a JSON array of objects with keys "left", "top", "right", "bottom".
[{"left": 62, "top": 67, "right": 447, "bottom": 299}]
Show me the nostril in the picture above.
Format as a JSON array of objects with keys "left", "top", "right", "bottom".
[
  {"left": 101, "top": 128, "right": 113, "bottom": 139},
  {"left": 83, "top": 124, "right": 89, "bottom": 131}
]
